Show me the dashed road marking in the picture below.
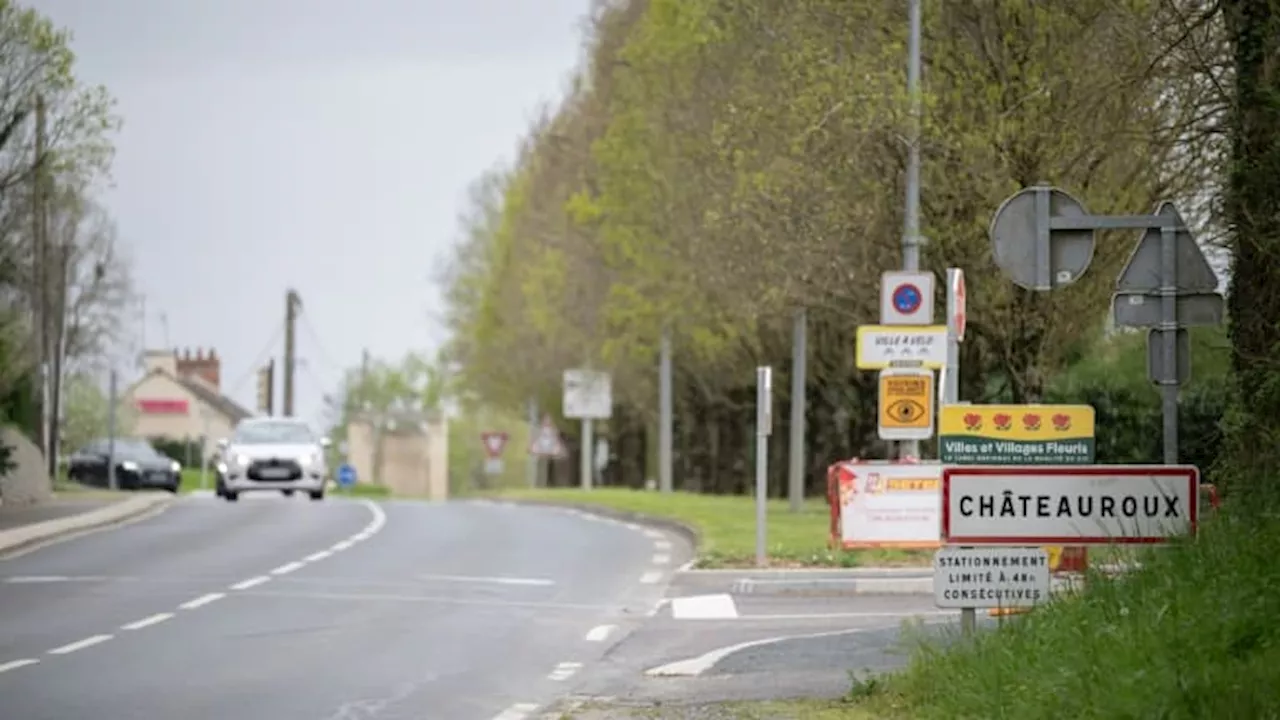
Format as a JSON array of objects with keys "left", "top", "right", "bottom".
[
  {"left": 492, "top": 702, "right": 540, "bottom": 720},
  {"left": 639, "top": 570, "right": 663, "bottom": 584},
  {"left": 547, "top": 661, "right": 582, "bottom": 681},
  {"left": 271, "top": 561, "right": 304, "bottom": 575},
  {"left": 121, "top": 612, "right": 174, "bottom": 630},
  {"left": 0, "top": 658, "right": 38, "bottom": 673},
  {"left": 231, "top": 575, "right": 270, "bottom": 591},
  {"left": 331, "top": 540, "right": 353, "bottom": 551},
  {"left": 643, "top": 529, "right": 664, "bottom": 540},
  {"left": 584, "top": 624, "right": 615, "bottom": 642},
  {"left": 653, "top": 540, "right": 671, "bottom": 551},
  {"left": 180, "top": 592, "right": 225, "bottom": 610},
  {"left": 305, "top": 550, "right": 332, "bottom": 562},
  {"left": 48, "top": 634, "right": 112, "bottom": 655},
  {"left": 652, "top": 554, "right": 671, "bottom": 565}
]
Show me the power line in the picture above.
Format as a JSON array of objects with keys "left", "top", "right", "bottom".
[
  {"left": 298, "top": 311, "right": 342, "bottom": 375},
  {"left": 225, "top": 321, "right": 285, "bottom": 398}
]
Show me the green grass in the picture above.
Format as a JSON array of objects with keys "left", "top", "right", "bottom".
[
  {"left": 852, "top": 506, "right": 1280, "bottom": 719},
  {"left": 487, "top": 487, "right": 930, "bottom": 568},
  {"left": 559, "top": 698, "right": 880, "bottom": 719}
]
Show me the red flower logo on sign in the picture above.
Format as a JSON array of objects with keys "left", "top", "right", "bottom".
[{"left": 992, "top": 413, "right": 1013, "bottom": 431}]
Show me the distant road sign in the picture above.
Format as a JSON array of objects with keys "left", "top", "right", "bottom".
[
  {"left": 877, "top": 368, "right": 934, "bottom": 441},
  {"left": 336, "top": 463, "right": 357, "bottom": 488},
  {"left": 989, "top": 185, "right": 1096, "bottom": 291},
  {"left": 1115, "top": 202, "right": 1219, "bottom": 293},
  {"left": 529, "top": 416, "right": 567, "bottom": 458},
  {"left": 880, "top": 271, "right": 935, "bottom": 325},
  {"left": 563, "top": 369, "right": 613, "bottom": 420},
  {"left": 938, "top": 404, "right": 1095, "bottom": 465},
  {"left": 855, "top": 325, "right": 947, "bottom": 369},
  {"left": 484, "top": 458, "right": 504, "bottom": 476},
  {"left": 941, "top": 465, "right": 1198, "bottom": 545},
  {"left": 481, "top": 432, "right": 509, "bottom": 459},
  {"left": 934, "top": 547, "right": 1051, "bottom": 609}
]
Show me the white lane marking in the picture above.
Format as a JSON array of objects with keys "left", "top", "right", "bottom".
[
  {"left": 271, "top": 561, "right": 304, "bottom": 575},
  {"left": 647, "top": 598, "right": 671, "bottom": 617},
  {"left": 121, "top": 612, "right": 174, "bottom": 630},
  {"left": 643, "top": 529, "right": 664, "bottom": 539},
  {"left": 584, "top": 624, "right": 615, "bottom": 642},
  {"left": 492, "top": 703, "right": 540, "bottom": 720},
  {"left": 0, "top": 658, "right": 39, "bottom": 673},
  {"left": 305, "top": 550, "right": 332, "bottom": 562},
  {"left": 417, "top": 574, "right": 555, "bottom": 587},
  {"left": 653, "top": 540, "right": 672, "bottom": 551},
  {"left": 675, "top": 559, "right": 697, "bottom": 572},
  {"left": 5, "top": 575, "right": 72, "bottom": 583},
  {"left": 547, "top": 661, "right": 582, "bottom": 681},
  {"left": 646, "top": 627, "right": 892, "bottom": 676},
  {"left": 351, "top": 532, "right": 372, "bottom": 542},
  {"left": 639, "top": 570, "right": 663, "bottom": 584},
  {"left": 331, "top": 540, "right": 353, "bottom": 551},
  {"left": 671, "top": 594, "right": 739, "bottom": 620},
  {"left": 652, "top": 554, "right": 671, "bottom": 565},
  {"left": 49, "top": 634, "right": 112, "bottom": 655},
  {"left": 231, "top": 576, "right": 270, "bottom": 591},
  {"left": 179, "top": 592, "right": 225, "bottom": 610}
]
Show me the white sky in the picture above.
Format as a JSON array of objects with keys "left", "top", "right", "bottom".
[{"left": 29, "top": 0, "right": 592, "bottom": 423}]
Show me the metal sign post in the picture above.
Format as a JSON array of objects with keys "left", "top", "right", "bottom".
[
  {"left": 563, "top": 369, "right": 613, "bottom": 490},
  {"left": 755, "top": 366, "right": 773, "bottom": 568}
]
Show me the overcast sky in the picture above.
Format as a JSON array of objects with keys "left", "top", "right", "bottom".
[{"left": 29, "top": 0, "right": 591, "bottom": 424}]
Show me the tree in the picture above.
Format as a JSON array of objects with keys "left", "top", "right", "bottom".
[{"left": 60, "top": 371, "right": 134, "bottom": 453}]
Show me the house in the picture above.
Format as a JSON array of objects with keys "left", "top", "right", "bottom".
[{"left": 123, "top": 348, "right": 255, "bottom": 457}]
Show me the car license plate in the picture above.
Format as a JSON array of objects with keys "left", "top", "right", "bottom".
[
  {"left": 148, "top": 472, "right": 168, "bottom": 482},
  {"left": 259, "top": 467, "right": 290, "bottom": 479}
]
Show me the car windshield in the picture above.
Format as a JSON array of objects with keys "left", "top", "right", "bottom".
[
  {"left": 95, "top": 439, "right": 160, "bottom": 459},
  {"left": 232, "top": 421, "right": 314, "bottom": 445}
]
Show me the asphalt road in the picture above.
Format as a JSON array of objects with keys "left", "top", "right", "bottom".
[{"left": 0, "top": 496, "right": 684, "bottom": 720}]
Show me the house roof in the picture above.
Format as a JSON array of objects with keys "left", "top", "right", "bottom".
[{"left": 127, "top": 367, "right": 254, "bottom": 423}]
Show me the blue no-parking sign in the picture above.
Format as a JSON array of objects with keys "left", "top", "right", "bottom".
[{"left": 337, "top": 463, "right": 357, "bottom": 487}]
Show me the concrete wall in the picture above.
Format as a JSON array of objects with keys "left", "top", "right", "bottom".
[
  {"left": 344, "top": 413, "right": 449, "bottom": 500},
  {"left": 0, "top": 426, "right": 52, "bottom": 506}
]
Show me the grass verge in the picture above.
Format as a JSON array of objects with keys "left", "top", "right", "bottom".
[
  {"left": 558, "top": 698, "right": 880, "bottom": 719},
  {"left": 851, "top": 506, "right": 1280, "bottom": 719},
  {"left": 486, "top": 487, "right": 929, "bottom": 568}
]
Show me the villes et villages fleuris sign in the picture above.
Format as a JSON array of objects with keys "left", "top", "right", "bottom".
[{"left": 939, "top": 405, "right": 1096, "bottom": 465}]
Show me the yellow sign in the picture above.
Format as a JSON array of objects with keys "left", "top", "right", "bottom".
[
  {"left": 938, "top": 404, "right": 1096, "bottom": 464},
  {"left": 877, "top": 369, "right": 934, "bottom": 440}
]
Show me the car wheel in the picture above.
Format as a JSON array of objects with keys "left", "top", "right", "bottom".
[
  {"left": 224, "top": 491, "right": 239, "bottom": 502},
  {"left": 167, "top": 485, "right": 179, "bottom": 494},
  {"left": 308, "top": 490, "right": 324, "bottom": 501},
  {"left": 281, "top": 490, "right": 295, "bottom": 497}
]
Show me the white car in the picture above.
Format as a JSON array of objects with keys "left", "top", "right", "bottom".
[{"left": 215, "top": 417, "right": 331, "bottom": 502}]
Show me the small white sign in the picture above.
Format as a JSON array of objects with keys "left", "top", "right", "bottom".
[
  {"left": 934, "top": 547, "right": 1051, "bottom": 609},
  {"left": 832, "top": 461, "right": 942, "bottom": 547},
  {"left": 529, "top": 418, "right": 568, "bottom": 458},
  {"left": 881, "top": 270, "right": 936, "bottom": 325},
  {"left": 563, "top": 369, "right": 613, "bottom": 420},
  {"left": 947, "top": 268, "right": 966, "bottom": 342},
  {"left": 856, "top": 325, "right": 948, "bottom": 370},
  {"left": 484, "top": 458, "right": 504, "bottom": 476},
  {"left": 942, "top": 465, "right": 1199, "bottom": 545}
]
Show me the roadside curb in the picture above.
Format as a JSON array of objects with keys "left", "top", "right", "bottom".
[
  {"left": 493, "top": 498, "right": 702, "bottom": 553},
  {"left": 0, "top": 493, "right": 175, "bottom": 556}
]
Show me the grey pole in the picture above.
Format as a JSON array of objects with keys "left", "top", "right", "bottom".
[
  {"left": 755, "top": 366, "right": 773, "bottom": 568},
  {"left": 945, "top": 270, "right": 961, "bottom": 405},
  {"left": 1160, "top": 224, "right": 1178, "bottom": 464},
  {"left": 787, "top": 309, "right": 807, "bottom": 511},
  {"left": 900, "top": 0, "right": 924, "bottom": 460},
  {"left": 580, "top": 418, "right": 594, "bottom": 491},
  {"left": 526, "top": 398, "right": 538, "bottom": 488},
  {"left": 659, "top": 324, "right": 673, "bottom": 493},
  {"left": 106, "top": 370, "right": 118, "bottom": 491}
]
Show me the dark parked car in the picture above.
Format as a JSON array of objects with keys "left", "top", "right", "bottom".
[{"left": 67, "top": 438, "right": 182, "bottom": 493}]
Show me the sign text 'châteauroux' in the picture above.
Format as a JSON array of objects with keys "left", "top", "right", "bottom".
[{"left": 942, "top": 466, "right": 1198, "bottom": 545}]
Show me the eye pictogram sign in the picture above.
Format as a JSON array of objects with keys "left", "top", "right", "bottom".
[{"left": 878, "top": 368, "right": 935, "bottom": 441}]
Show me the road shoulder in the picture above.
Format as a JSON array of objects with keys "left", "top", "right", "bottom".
[{"left": 0, "top": 492, "right": 174, "bottom": 556}]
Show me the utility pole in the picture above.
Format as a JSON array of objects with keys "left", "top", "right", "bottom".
[
  {"left": 899, "top": 0, "right": 925, "bottom": 460},
  {"left": 658, "top": 323, "right": 673, "bottom": 494},
  {"left": 283, "top": 289, "right": 301, "bottom": 416},
  {"left": 106, "top": 370, "right": 118, "bottom": 491},
  {"left": 31, "top": 93, "right": 54, "bottom": 476},
  {"left": 787, "top": 309, "right": 807, "bottom": 511}
]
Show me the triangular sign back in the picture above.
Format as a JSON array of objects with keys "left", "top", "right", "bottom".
[
  {"left": 529, "top": 419, "right": 567, "bottom": 458},
  {"left": 1116, "top": 202, "right": 1219, "bottom": 293}
]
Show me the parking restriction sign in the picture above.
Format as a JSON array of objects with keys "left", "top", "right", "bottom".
[{"left": 878, "top": 368, "right": 935, "bottom": 441}]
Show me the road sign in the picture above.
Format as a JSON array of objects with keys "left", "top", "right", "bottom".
[
  {"left": 484, "top": 458, "right": 504, "bottom": 475},
  {"left": 938, "top": 404, "right": 1095, "bottom": 464},
  {"left": 336, "top": 463, "right": 357, "bottom": 488},
  {"left": 934, "top": 547, "right": 1051, "bottom": 609},
  {"left": 880, "top": 271, "right": 935, "bottom": 325},
  {"left": 1115, "top": 202, "right": 1219, "bottom": 293},
  {"left": 1111, "top": 292, "right": 1224, "bottom": 328},
  {"left": 877, "top": 368, "right": 934, "bottom": 441},
  {"left": 1148, "top": 328, "right": 1190, "bottom": 384},
  {"left": 855, "top": 325, "right": 947, "bottom": 369},
  {"left": 481, "top": 431, "right": 509, "bottom": 459},
  {"left": 947, "top": 268, "right": 966, "bottom": 342},
  {"left": 529, "top": 416, "right": 567, "bottom": 458},
  {"left": 941, "top": 465, "right": 1199, "bottom": 545},
  {"left": 831, "top": 461, "right": 943, "bottom": 548},
  {"left": 563, "top": 369, "right": 613, "bottom": 420},
  {"left": 989, "top": 185, "right": 1096, "bottom": 291}
]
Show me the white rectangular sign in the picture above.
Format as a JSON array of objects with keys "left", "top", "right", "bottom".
[
  {"left": 563, "top": 369, "right": 613, "bottom": 420},
  {"left": 880, "top": 270, "right": 936, "bottom": 325},
  {"left": 934, "top": 547, "right": 1051, "bottom": 609},
  {"left": 856, "top": 325, "right": 947, "bottom": 370},
  {"left": 942, "top": 465, "right": 1199, "bottom": 545},
  {"left": 833, "top": 462, "right": 942, "bottom": 548}
]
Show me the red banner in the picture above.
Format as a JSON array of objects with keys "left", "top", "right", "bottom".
[{"left": 136, "top": 398, "right": 189, "bottom": 415}]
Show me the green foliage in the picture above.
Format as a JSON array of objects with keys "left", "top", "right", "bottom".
[{"left": 61, "top": 372, "right": 135, "bottom": 452}]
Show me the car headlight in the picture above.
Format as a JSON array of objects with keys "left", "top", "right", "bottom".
[
  {"left": 170, "top": 460, "right": 182, "bottom": 473},
  {"left": 233, "top": 453, "right": 250, "bottom": 467},
  {"left": 121, "top": 460, "right": 139, "bottom": 471},
  {"left": 215, "top": 462, "right": 228, "bottom": 474}
]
